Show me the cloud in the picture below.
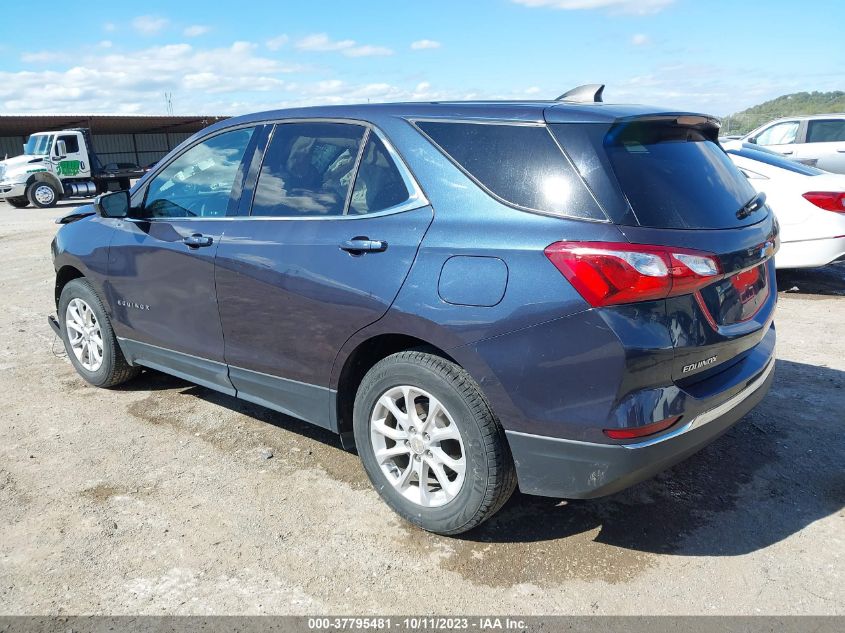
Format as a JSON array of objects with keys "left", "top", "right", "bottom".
[
  {"left": 295, "top": 33, "right": 393, "bottom": 57},
  {"left": 103, "top": 22, "right": 117, "bottom": 32},
  {"left": 296, "top": 33, "right": 354, "bottom": 52},
  {"left": 183, "top": 25, "right": 210, "bottom": 37},
  {"left": 0, "top": 41, "right": 304, "bottom": 114},
  {"left": 343, "top": 45, "right": 393, "bottom": 58},
  {"left": 266, "top": 34, "right": 289, "bottom": 51},
  {"left": 132, "top": 15, "right": 169, "bottom": 35},
  {"left": 98, "top": 40, "right": 113, "bottom": 49},
  {"left": 631, "top": 33, "right": 650, "bottom": 46},
  {"left": 410, "top": 39, "right": 441, "bottom": 50},
  {"left": 511, "top": 0, "right": 674, "bottom": 14},
  {"left": 20, "top": 51, "right": 60, "bottom": 63}
]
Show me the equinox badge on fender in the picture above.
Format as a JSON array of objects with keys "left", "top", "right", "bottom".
[{"left": 683, "top": 355, "right": 718, "bottom": 373}]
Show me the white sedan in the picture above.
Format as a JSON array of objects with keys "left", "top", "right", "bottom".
[{"left": 723, "top": 141, "right": 845, "bottom": 269}]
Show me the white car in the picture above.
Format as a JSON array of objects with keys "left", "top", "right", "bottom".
[
  {"left": 742, "top": 114, "right": 845, "bottom": 174},
  {"left": 723, "top": 141, "right": 845, "bottom": 269}
]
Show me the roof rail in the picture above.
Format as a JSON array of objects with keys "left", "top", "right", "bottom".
[{"left": 555, "top": 84, "right": 605, "bottom": 103}]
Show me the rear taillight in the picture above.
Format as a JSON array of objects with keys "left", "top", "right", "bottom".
[
  {"left": 603, "top": 416, "right": 682, "bottom": 440},
  {"left": 803, "top": 191, "right": 845, "bottom": 212},
  {"left": 544, "top": 241, "right": 721, "bottom": 308}
]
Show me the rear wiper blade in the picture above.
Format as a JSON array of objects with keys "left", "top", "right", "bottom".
[{"left": 736, "top": 192, "right": 767, "bottom": 220}]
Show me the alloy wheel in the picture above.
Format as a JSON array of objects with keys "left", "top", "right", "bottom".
[
  {"left": 65, "top": 298, "right": 104, "bottom": 372},
  {"left": 369, "top": 385, "right": 466, "bottom": 508}
]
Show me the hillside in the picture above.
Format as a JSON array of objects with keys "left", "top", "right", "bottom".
[{"left": 722, "top": 91, "right": 845, "bottom": 135}]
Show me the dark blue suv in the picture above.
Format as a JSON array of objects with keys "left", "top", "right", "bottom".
[{"left": 50, "top": 99, "right": 777, "bottom": 534}]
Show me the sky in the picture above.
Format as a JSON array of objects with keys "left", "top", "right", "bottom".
[{"left": 1, "top": 0, "right": 842, "bottom": 117}]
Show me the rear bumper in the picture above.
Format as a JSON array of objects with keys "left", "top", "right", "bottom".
[
  {"left": 507, "top": 357, "right": 775, "bottom": 498},
  {"left": 776, "top": 236, "right": 845, "bottom": 269}
]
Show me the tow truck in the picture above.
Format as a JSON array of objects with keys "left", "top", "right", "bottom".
[{"left": 0, "top": 128, "right": 143, "bottom": 208}]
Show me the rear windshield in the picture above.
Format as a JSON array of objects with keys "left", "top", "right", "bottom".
[
  {"left": 727, "top": 143, "right": 824, "bottom": 176},
  {"left": 604, "top": 121, "right": 761, "bottom": 229},
  {"left": 414, "top": 121, "right": 605, "bottom": 220}
]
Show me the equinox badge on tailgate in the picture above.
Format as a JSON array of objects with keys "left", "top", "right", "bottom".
[{"left": 683, "top": 355, "right": 718, "bottom": 373}]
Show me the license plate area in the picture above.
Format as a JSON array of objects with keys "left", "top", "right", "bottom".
[{"left": 698, "top": 263, "right": 770, "bottom": 327}]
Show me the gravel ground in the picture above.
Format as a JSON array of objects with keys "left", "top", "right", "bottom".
[{"left": 0, "top": 202, "right": 842, "bottom": 615}]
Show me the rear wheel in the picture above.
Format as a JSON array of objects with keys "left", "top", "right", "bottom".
[
  {"left": 353, "top": 351, "right": 516, "bottom": 535},
  {"left": 58, "top": 279, "right": 139, "bottom": 387},
  {"left": 6, "top": 198, "right": 29, "bottom": 208},
  {"left": 27, "top": 182, "right": 58, "bottom": 208}
]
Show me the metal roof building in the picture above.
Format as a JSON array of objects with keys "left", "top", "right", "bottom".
[{"left": 0, "top": 114, "right": 228, "bottom": 166}]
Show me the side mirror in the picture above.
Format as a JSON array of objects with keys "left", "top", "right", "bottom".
[
  {"left": 747, "top": 136, "right": 757, "bottom": 144},
  {"left": 95, "top": 190, "right": 130, "bottom": 218},
  {"left": 56, "top": 140, "right": 67, "bottom": 157}
]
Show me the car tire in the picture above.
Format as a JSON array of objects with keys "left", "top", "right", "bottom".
[
  {"left": 6, "top": 198, "right": 29, "bottom": 208},
  {"left": 353, "top": 351, "right": 516, "bottom": 535},
  {"left": 58, "top": 278, "right": 140, "bottom": 388},
  {"left": 27, "top": 182, "right": 59, "bottom": 208}
]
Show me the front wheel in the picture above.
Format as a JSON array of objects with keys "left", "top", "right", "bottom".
[
  {"left": 353, "top": 351, "right": 516, "bottom": 535},
  {"left": 27, "top": 182, "right": 58, "bottom": 208},
  {"left": 58, "top": 278, "right": 140, "bottom": 387}
]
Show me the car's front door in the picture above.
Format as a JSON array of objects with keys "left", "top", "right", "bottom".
[
  {"left": 104, "top": 125, "right": 260, "bottom": 392},
  {"left": 215, "top": 121, "right": 433, "bottom": 427},
  {"left": 752, "top": 119, "right": 800, "bottom": 156}
]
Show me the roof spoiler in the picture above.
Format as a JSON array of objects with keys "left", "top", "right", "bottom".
[{"left": 555, "top": 84, "right": 605, "bottom": 103}]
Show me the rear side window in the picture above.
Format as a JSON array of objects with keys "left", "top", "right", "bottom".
[
  {"left": 349, "top": 134, "right": 410, "bottom": 214},
  {"left": 806, "top": 119, "right": 845, "bottom": 143},
  {"left": 252, "top": 122, "right": 366, "bottom": 217},
  {"left": 604, "top": 121, "right": 759, "bottom": 229},
  {"left": 415, "top": 121, "right": 605, "bottom": 220}
]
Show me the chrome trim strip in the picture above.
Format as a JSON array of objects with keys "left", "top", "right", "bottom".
[
  {"left": 506, "top": 358, "right": 775, "bottom": 451},
  {"left": 623, "top": 358, "right": 775, "bottom": 449}
]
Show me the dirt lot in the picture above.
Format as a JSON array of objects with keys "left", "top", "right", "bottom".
[{"left": 0, "top": 202, "right": 842, "bottom": 615}]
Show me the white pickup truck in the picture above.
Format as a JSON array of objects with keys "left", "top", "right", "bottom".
[{"left": 0, "top": 128, "right": 142, "bottom": 208}]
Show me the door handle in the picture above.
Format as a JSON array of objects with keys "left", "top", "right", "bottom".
[
  {"left": 183, "top": 233, "right": 214, "bottom": 248},
  {"left": 340, "top": 237, "right": 388, "bottom": 254},
  {"left": 781, "top": 151, "right": 793, "bottom": 155}
]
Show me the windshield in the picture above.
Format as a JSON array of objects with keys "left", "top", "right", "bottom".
[
  {"left": 727, "top": 143, "right": 825, "bottom": 176},
  {"left": 24, "top": 134, "right": 54, "bottom": 156}
]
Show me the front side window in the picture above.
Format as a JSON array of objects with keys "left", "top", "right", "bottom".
[
  {"left": 141, "top": 127, "right": 255, "bottom": 219},
  {"left": 251, "top": 122, "right": 366, "bottom": 217},
  {"left": 415, "top": 121, "right": 604, "bottom": 220},
  {"left": 755, "top": 121, "right": 799, "bottom": 146},
  {"left": 806, "top": 119, "right": 845, "bottom": 143}
]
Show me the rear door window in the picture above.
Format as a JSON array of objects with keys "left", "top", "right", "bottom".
[
  {"left": 806, "top": 119, "right": 845, "bottom": 143},
  {"left": 348, "top": 134, "right": 410, "bottom": 214},
  {"left": 603, "top": 121, "right": 760, "bottom": 229},
  {"left": 251, "top": 122, "right": 366, "bottom": 217},
  {"left": 414, "top": 121, "right": 605, "bottom": 220}
]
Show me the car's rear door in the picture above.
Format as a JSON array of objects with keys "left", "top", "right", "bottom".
[
  {"left": 792, "top": 118, "right": 845, "bottom": 173},
  {"left": 215, "top": 120, "right": 433, "bottom": 428},
  {"left": 104, "top": 125, "right": 261, "bottom": 392}
]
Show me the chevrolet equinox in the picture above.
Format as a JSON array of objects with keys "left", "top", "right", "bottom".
[{"left": 49, "top": 98, "right": 778, "bottom": 534}]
